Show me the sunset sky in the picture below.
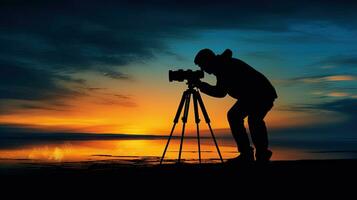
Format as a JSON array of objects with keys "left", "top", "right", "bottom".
[{"left": 1, "top": 0, "right": 357, "bottom": 137}]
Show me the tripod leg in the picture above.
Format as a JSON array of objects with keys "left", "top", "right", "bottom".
[
  {"left": 207, "top": 123, "right": 223, "bottom": 163},
  {"left": 160, "top": 123, "right": 177, "bottom": 165},
  {"left": 160, "top": 91, "right": 187, "bottom": 164},
  {"left": 192, "top": 91, "right": 201, "bottom": 164},
  {"left": 178, "top": 91, "right": 191, "bottom": 163},
  {"left": 196, "top": 91, "right": 224, "bottom": 163}
]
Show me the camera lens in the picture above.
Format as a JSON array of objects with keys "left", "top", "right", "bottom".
[{"left": 169, "top": 70, "right": 174, "bottom": 82}]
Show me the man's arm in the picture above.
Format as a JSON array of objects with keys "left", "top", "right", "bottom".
[{"left": 198, "top": 79, "right": 227, "bottom": 98}]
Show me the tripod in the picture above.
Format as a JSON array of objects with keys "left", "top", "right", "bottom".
[{"left": 160, "top": 83, "right": 223, "bottom": 164}]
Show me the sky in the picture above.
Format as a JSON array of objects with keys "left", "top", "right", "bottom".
[{"left": 1, "top": 0, "right": 357, "bottom": 138}]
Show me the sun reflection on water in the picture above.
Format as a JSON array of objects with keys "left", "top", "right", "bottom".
[{"left": 0, "top": 138, "right": 323, "bottom": 164}]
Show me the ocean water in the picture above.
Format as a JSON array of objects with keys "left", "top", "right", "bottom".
[{"left": 1, "top": 136, "right": 356, "bottom": 165}]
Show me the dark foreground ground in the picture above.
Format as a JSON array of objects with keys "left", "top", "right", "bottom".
[{"left": 1, "top": 159, "right": 356, "bottom": 196}]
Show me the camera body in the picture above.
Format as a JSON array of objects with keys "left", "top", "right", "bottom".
[{"left": 169, "top": 69, "right": 204, "bottom": 82}]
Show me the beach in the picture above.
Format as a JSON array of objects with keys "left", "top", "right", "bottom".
[{"left": 1, "top": 158, "right": 356, "bottom": 194}]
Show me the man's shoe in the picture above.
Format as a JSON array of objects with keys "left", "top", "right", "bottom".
[
  {"left": 255, "top": 150, "right": 272, "bottom": 164},
  {"left": 226, "top": 151, "right": 254, "bottom": 164}
]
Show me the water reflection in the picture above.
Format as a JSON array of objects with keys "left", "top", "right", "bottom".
[
  {"left": 0, "top": 139, "right": 236, "bottom": 163},
  {"left": 0, "top": 138, "right": 356, "bottom": 165}
]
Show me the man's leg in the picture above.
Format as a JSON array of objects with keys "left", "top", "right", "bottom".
[
  {"left": 248, "top": 101, "right": 274, "bottom": 162},
  {"left": 227, "top": 101, "right": 252, "bottom": 155}
]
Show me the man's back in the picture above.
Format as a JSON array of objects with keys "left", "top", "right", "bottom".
[{"left": 216, "top": 58, "right": 278, "bottom": 101}]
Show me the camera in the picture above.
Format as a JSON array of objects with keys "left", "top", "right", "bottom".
[{"left": 169, "top": 69, "right": 204, "bottom": 82}]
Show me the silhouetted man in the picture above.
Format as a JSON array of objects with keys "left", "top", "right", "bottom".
[{"left": 195, "top": 48, "right": 277, "bottom": 163}]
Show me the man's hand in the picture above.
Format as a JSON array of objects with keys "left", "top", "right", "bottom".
[{"left": 194, "top": 79, "right": 227, "bottom": 98}]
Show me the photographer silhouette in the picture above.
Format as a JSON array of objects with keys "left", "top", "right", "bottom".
[{"left": 195, "top": 48, "right": 278, "bottom": 163}]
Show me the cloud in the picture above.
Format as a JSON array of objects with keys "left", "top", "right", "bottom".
[
  {"left": 314, "top": 55, "right": 357, "bottom": 68},
  {"left": 103, "top": 71, "right": 131, "bottom": 80},
  {"left": 17, "top": 103, "right": 71, "bottom": 112},
  {"left": 0, "top": 1, "right": 166, "bottom": 76},
  {"left": 2, "top": 1, "right": 357, "bottom": 76},
  {"left": 293, "top": 75, "right": 357, "bottom": 83},
  {"left": 0, "top": 60, "right": 84, "bottom": 101},
  {"left": 277, "top": 98, "right": 357, "bottom": 137},
  {"left": 307, "top": 98, "right": 357, "bottom": 131},
  {"left": 326, "top": 92, "right": 350, "bottom": 97},
  {"left": 307, "top": 98, "right": 357, "bottom": 115},
  {"left": 2, "top": 0, "right": 357, "bottom": 70},
  {"left": 114, "top": 94, "right": 131, "bottom": 99},
  {"left": 95, "top": 93, "right": 136, "bottom": 107},
  {"left": 277, "top": 74, "right": 357, "bottom": 87},
  {"left": 96, "top": 99, "right": 136, "bottom": 107},
  {"left": 288, "top": 98, "right": 357, "bottom": 123},
  {"left": 86, "top": 87, "right": 105, "bottom": 91},
  {"left": 278, "top": 74, "right": 357, "bottom": 103}
]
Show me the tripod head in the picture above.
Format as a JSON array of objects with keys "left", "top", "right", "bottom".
[{"left": 186, "top": 79, "right": 200, "bottom": 89}]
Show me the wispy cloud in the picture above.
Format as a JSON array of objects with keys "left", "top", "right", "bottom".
[
  {"left": 0, "top": 61, "right": 85, "bottom": 101},
  {"left": 85, "top": 87, "right": 105, "bottom": 91},
  {"left": 294, "top": 75, "right": 357, "bottom": 83},
  {"left": 114, "top": 94, "right": 131, "bottom": 99},
  {"left": 282, "top": 98, "right": 357, "bottom": 119},
  {"left": 95, "top": 98, "right": 136, "bottom": 107},
  {"left": 103, "top": 71, "right": 131, "bottom": 80},
  {"left": 277, "top": 74, "right": 357, "bottom": 86},
  {"left": 326, "top": 92, "right": 350, "bottom": 97},
  {"left": 314, "top": 55, "right": 357, "bottom": 68},
  {"left": 300, "top": 98, "right": 357, "bottom": 116}
]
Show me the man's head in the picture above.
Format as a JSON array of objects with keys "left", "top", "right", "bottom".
[{"left": 194, "top": 48, "right": 216, "bottom": 74}]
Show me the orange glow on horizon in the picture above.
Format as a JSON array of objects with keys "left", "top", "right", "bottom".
[
  {"left": 0, "top": 70, "right": 346, "bottom": 135},
  {"left": 0, "top": 95, "right": 343, "bottom": 135}
]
